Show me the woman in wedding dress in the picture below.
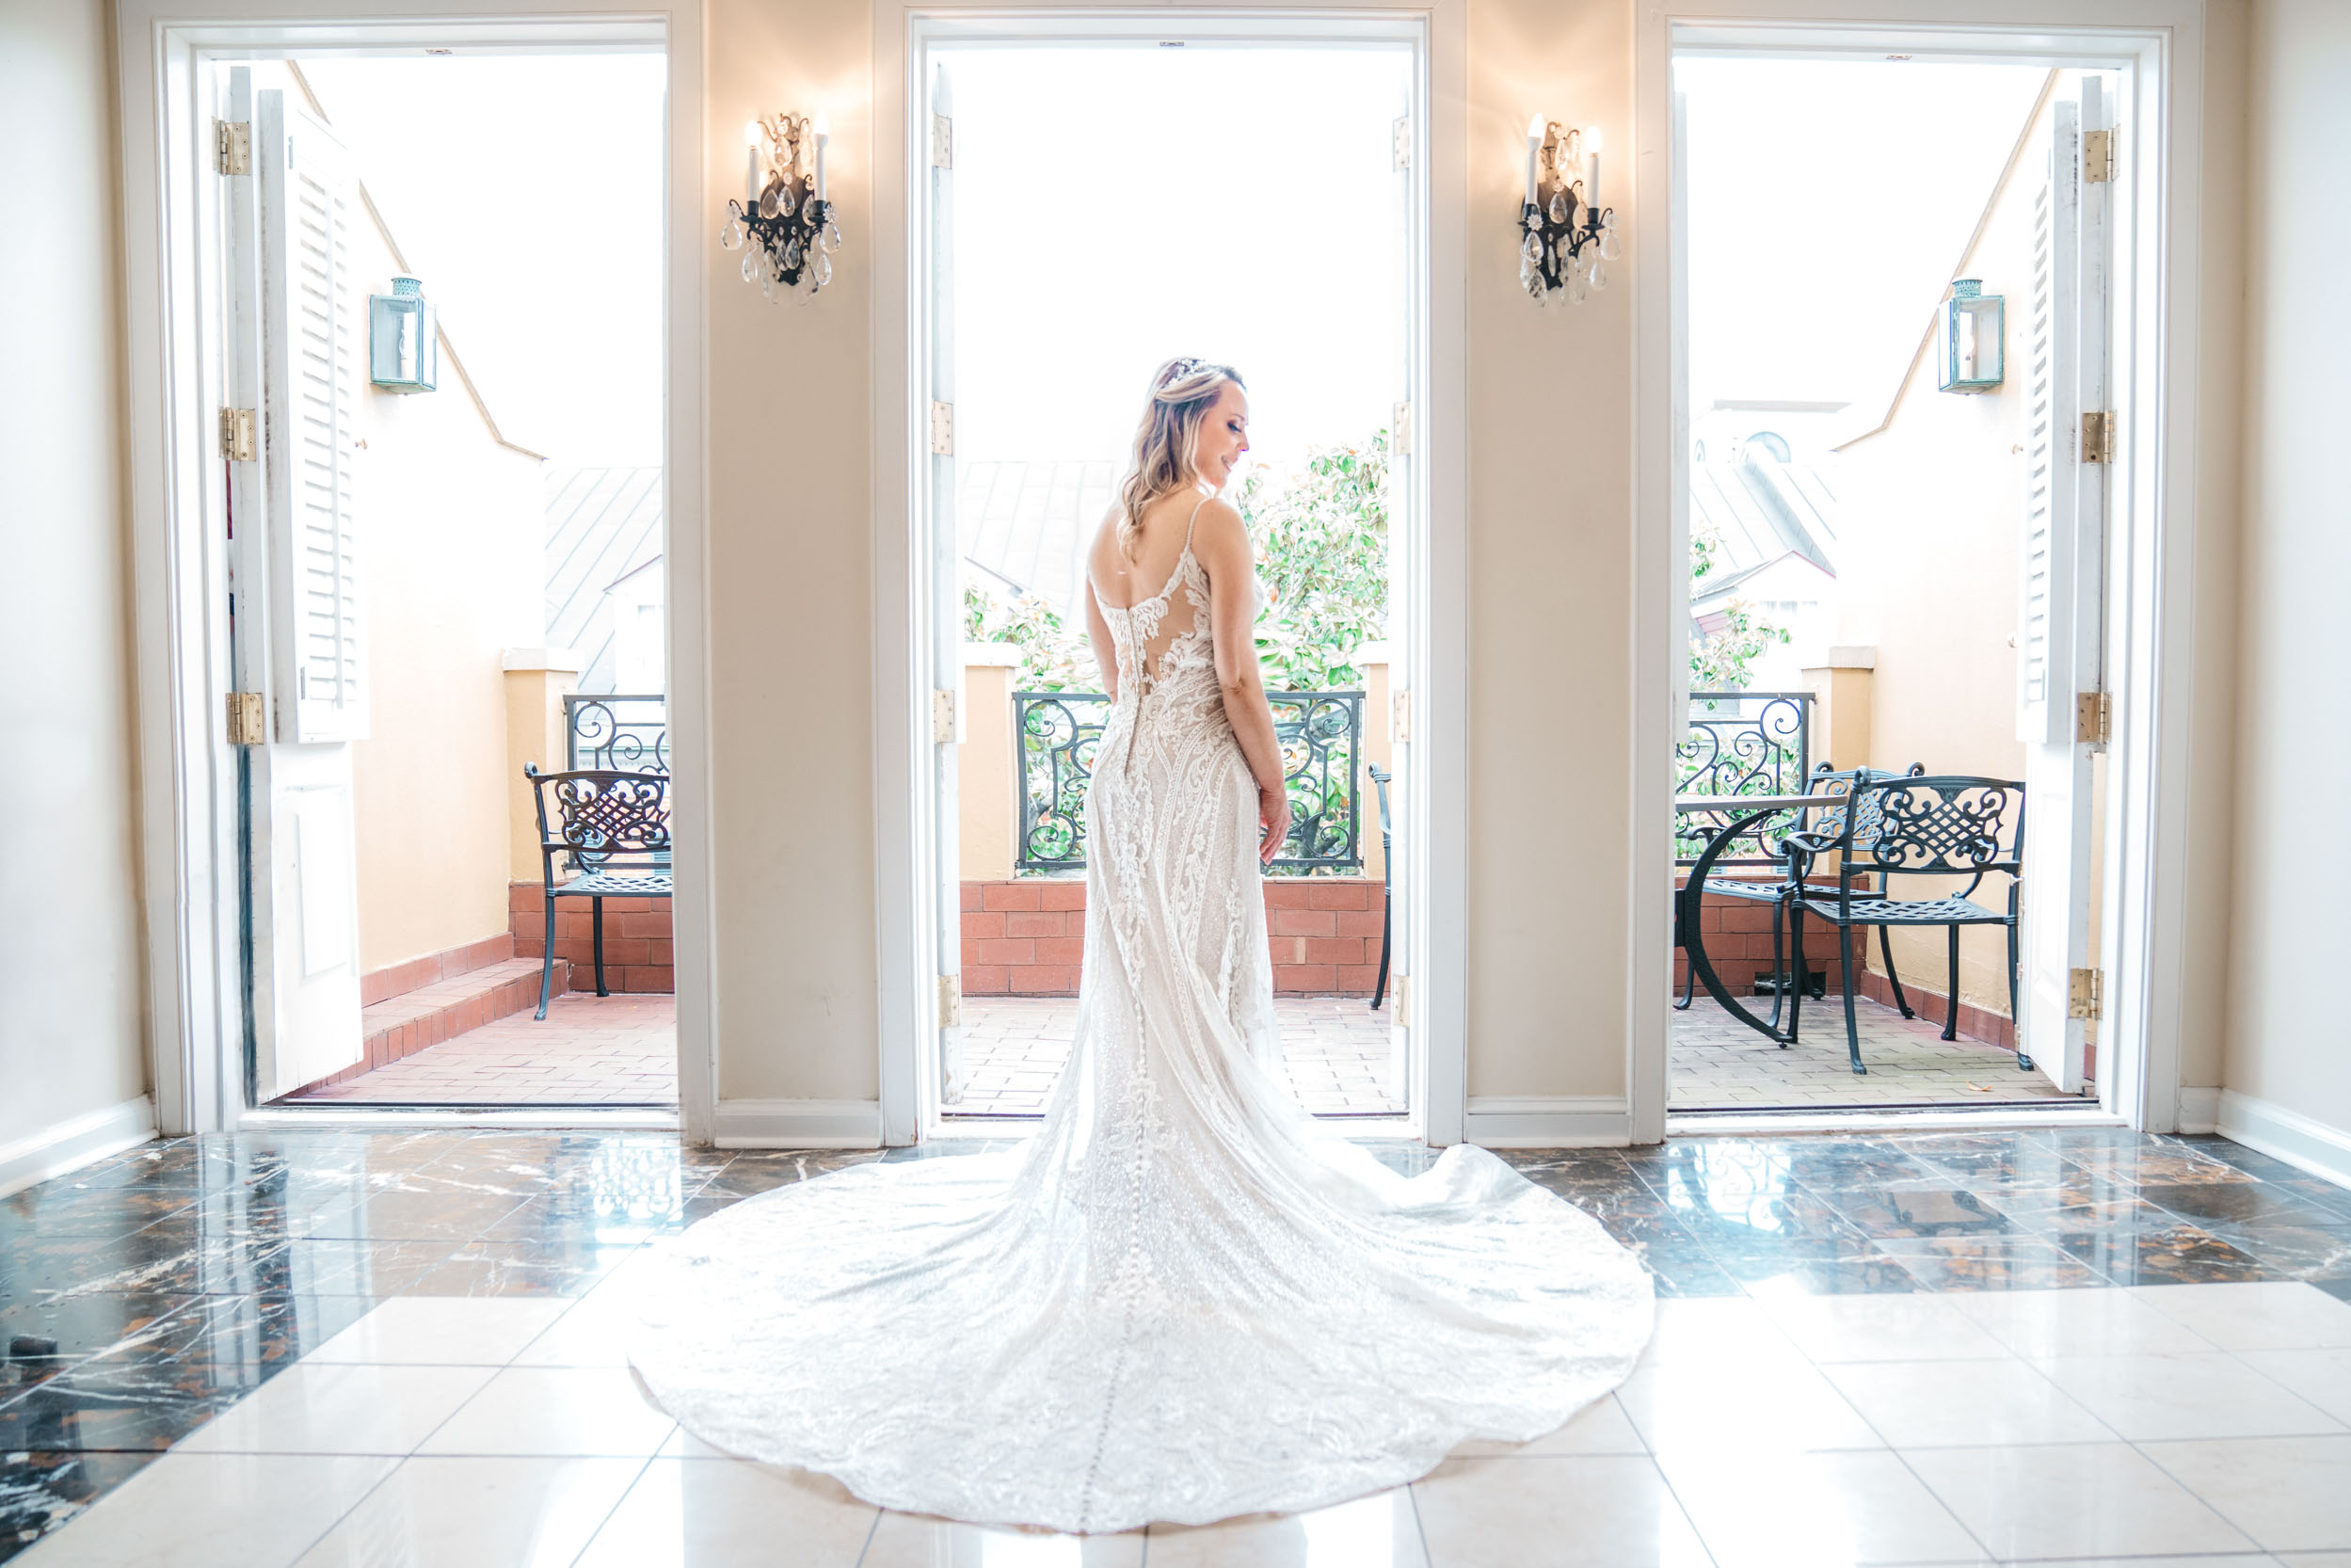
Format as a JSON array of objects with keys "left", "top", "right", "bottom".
[{"left": 631, "top": 359, "right": 1652, "bottom": 1534}]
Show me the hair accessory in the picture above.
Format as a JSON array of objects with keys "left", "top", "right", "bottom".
[{"left": 1161, "top": 357, "right": 1207, "bottom": 387}]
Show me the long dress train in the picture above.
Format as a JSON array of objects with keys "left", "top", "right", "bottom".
[{"left": 629, "top": 498, "right": 1653, "bottom": 1532}]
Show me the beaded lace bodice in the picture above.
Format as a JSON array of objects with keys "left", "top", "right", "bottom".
[{"left": 629, "top": 491, "right": 1652, "bottom": 1534}]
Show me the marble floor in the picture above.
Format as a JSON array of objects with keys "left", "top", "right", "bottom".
[{"left": 5, "top": 1126, "right": 2350, "bottom": 1564}]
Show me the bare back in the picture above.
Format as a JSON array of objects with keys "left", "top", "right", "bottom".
[{"left": 1088, "top": 489, "right": 1213, "bottom": 684}]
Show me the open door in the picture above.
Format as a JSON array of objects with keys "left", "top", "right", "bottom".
[
  {"left": 2014, "top": 83, "right": 2109, "bottom": 1094},
  {"left": 225, "top": 71, "right": 369, "bottom": 1100},
  {"left": 928, "top": 60, "right": 965, "bottom": 1112}
]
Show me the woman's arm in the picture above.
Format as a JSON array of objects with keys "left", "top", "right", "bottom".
[
  {"left": 1082, "top": 577, "right": 1118, "bottom": 703},
  {"left": 1191, "top": 498, "right": 1291, "bottom": 865}
]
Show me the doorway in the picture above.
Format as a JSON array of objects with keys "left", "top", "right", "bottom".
[
  {"left": 906, "top": 23, "right": 1430, "bottom": 1140},
  {"left": 1641, "top": 19, "right": 2183, "bottom": 1133}
]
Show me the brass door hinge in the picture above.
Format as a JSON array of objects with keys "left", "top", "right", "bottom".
[
  {"left": 226, "top": 691, "right": 265, "bottom": 746},
  {"left": 1392, "top": 115, "right": 1413, "bottom": 169},
  {"left": 2068, "top": 967, "right": 2103, "bottom": 1020},
  {"left": 1392, "top": 689, "right": 1413, "bottom": 744},
  {"left": 1392, "top": 401, "right": 1414, "bottom": 456},
  {"left": 930, "top": 114, "right": 953, "bottom": 169},
  {"left": 937, "top": 973, "right": 961, "bottom": 1029},
  {"left": 219, "top": 408, "right": 258, "bottom": 462},
  {"left": 2075, "top": 691, "right": 2111, "bottom": 745},
  {"left": 932, "top": 688, "right": 956, "bottom": 745},
  {"left": 215, "top": 119, "right": 250, "bottom": 175},
  {"left": 2082, "top": 127, "right": 2114, "bottom": 184},
  {"left": 2080, "top": 410, "right": 2115, "bottom": 463},
  {"left": 930, "top": 401, "right": 954, "bottom": 456},
  {"left": 1391, "top": 974, "right": 1411, "bottom": 1029}
]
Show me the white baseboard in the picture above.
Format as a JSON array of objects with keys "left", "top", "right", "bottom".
[
  {"left": 713, "top": 1097, "right": 885, "bottom": 1148},
  {"left": 2216, "top": 1089, "right": 2351, "bottom": 1191},
  {"left": 1463, "top": 1096, "right": 1631, "bottom": 1148},
  {"left": 2177, "top": 1086, "right": 2221, "bottom": 1135},
  {"left": 0, "top": 1096, "right": 157, "bottom": 1199}
]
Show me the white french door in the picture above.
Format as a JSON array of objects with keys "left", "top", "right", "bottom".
[
  {"left": 2015, "top": 79, "right": 2111, "bottom": 1096},
  {"left": 222, "top": 68, "right": 370, "bottom": 1100},
  {"left": 926, "top": 59, "right": 966, "bottom": 1113}
]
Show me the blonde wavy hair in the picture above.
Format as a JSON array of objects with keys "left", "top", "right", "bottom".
[{"left": 1115, "top": 357, "right": 1246, "bottom": 561}]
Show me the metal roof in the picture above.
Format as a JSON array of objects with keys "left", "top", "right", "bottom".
[
  {"left": 1688, "top": 456, "right": 1838, "bottom": 610},
  {"left": 545, "top": 467, "right": 663, "bottom": 694},
  {"left": 958, "top": 460, "right": 1116, "bottom": 620}
]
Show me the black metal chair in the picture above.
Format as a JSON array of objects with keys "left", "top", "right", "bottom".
[
  {"left": 1781, "top": 774, "right": 2028, "bottom": 1076},
  {"left": 524, "top": 764, "right": 673, "bottom": 1019},
  {"left": 1367, "top": 763, "right": 1394, "bottom": 1010}
]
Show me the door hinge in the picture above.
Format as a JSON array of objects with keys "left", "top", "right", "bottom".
[
  {"left": 225, "top": 691, "right": 265, "bottom": 746},
  {"left": 1392, "top": 688, "right": 1412, "bottom": 744},
  {"left": 2082, "top": 127, "right": 2114, "bottom": 184},
  {"left": 2068, "top": 967, "right": 2103, "bottom": 1020},
  {"left": 937, "top": 973, "right": 961, "bottom": 1029},
  {"left": 930, "top": 114, "right": 953, "bottom": 169},
  {"left": 930, "top": 401, "right": 954, "bottom": 456},
  {"left": 215, "top": 119, "right": 250, "bottom": 175},
  {"left": 1392, "top": 401, "right": 1413, "bottom": 456},
  {"left": 2075, "top": 690, "right": 2111, "bottom": 746},
  {"left": 218, "top": 408, "right": 258, "bottom": 462},
  {"left": 1392, "top": 115, "right": 1413, "bottom": 170},
  {"left": 2080, "top": 410, "right": 2115, "bottom": 463},
  {"left": 1392, "top": 974, "right": 1411, "bottom": 1029},
  {"left": 933, "top": 688, "right": 957, "bottom": 744}
]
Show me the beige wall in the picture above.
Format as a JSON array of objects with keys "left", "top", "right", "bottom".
[
  {"left": 2222, "top": 0, "right": 2349, "bottom": 1129},
  {"left": 336, "top": 201, "right": 547, "bottom": 976},
  {"left": 0, "top": 0, "right": 151, "bottom": 1150}
]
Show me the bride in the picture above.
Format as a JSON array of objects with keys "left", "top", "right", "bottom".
[{"left": 631, "top": 358, "right": 1652, "bottom": 1534}]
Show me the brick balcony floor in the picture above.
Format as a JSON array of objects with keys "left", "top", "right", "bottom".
[
  {"left": 289, "top": 992, "right": 678, "bottom": 1107},
  {"left": 1672, "top": 993, "right": 2077, "bottom": 1110}
]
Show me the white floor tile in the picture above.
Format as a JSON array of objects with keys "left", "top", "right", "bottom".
[
  {"left": 11, "top": 1452, "right": 396, "bottom": 1568},
  {"left": 305, "top": 1297, "right": 570, "bottom": 1367},
  {"left": 1756, "top": 1293, "right": 2011, "bottom": 1364},
  {"left": 2128, "top": 1282, "right": 2351, "bottom": 1351},
  {"left": 1451, "top": 1393, "right": 1646, "bottom": 1456},
  {"left": 1899, "top": 1442, "right": 2256, "bottom": 1560},
  {"left": 511, "top": 1290, "right": 638, "bottom": 1368},
  {"left": 175, "top": 1363, "right": 497, "bottom": 1455},
  {"left": 1410, "top": 1454, "right": 1712, "bottom": 1566},
  {"left": 2279, "top": 1555, "right": 2351, "bottom": 1565},
  {"left": 1820, "top": 1358, "right": 2117, "bottom": 1448},
  {"left": 2031, "top": 1352, "right": 2343, "bottom": 1441},
  {"left": 291, "top": 1455, "right": 645, "bottom": 1567},
  {"left": 1946, "top": 1286, "right": 2216, "bottom": 1358},
  {"left": 1144, "top": 1490, "right": 1426, "bottom": 1568},
  {"left": 2235, "top": 1347, "right": 2351, "bottom": 1426},
  {"left": 2141, "top": 1434, "right": 2351, "bottom": 1552},
  {"left": 417, "top": 1366, "right": 677, "bottom": 1457},
  {"left": 1637, "top": 1297, "right": 1810, "bottom": 1372},
  {"left": 1655, "top": 1448, "right": 1984, "bottom": 1568},
  {"left": 1617, "top": 1355, "right": 1883, "bottom": 1455},
  {"left": 570, "top": 1456, "right": 876, "bottom": 1567},
  {"left": 861, "top": 1511, "right": 1144, "bottom": 1566}
]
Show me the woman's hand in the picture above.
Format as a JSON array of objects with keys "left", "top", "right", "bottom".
[{"left": 1258, "top": 783, "right": 1292, "bottom": 866}]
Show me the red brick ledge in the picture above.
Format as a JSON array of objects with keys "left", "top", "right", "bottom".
[{"left": 961, "top": 878, "right": 1386, "bottom": 997}]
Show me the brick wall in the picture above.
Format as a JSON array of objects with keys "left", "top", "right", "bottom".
[
  {"left": 510, "top": 881, "right": 675, "bottom": 994},
  {"left": 961, "top": 878, "right": 1387, "bottom": 997}
]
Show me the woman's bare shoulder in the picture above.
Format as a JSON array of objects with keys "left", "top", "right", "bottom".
[{"left": 1189, "top": 495, "right": 1249, "bottom": 559}]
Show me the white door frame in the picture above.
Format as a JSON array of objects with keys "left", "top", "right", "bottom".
[
  {"left": 114, "top": 0, "right": 714, "bottom": 1140},
  {"left": 869, "top": 1, "right": 1468, "bottom": 1146},
  {"left": 1631, "top": 0, "right": 2212, "bottom": 1139}
]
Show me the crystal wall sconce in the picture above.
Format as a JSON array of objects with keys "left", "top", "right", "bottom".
[
  {"left": 1520, "top": 118, "right": 1619, "bottom": 305},
  {"left": 1938, "top": 278, "right": 2005, "bottom": 392},
  {"left": 721, "top": 112, "right": 841, "bottom": 300}
]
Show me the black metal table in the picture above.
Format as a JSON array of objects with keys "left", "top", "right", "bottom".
[{"left": 1674, "top": 792, "right": 1837, "bottom": 1046}]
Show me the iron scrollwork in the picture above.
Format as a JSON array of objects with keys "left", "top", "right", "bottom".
[
  {"left": 566, "top": 695, "right": 669, "bottom": 776},
  {"left": 1674, "top": 690, "right": 1814, "bottom": 866}
]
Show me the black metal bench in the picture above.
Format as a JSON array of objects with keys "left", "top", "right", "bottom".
[{"left": 523, "top": 764, "right": 673, "bottom": 1019}]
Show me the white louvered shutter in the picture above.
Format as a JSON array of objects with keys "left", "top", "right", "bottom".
[
  {"left": 258, "top": 93, "right": 368, "bottom": 743},
  {"left": 2016, "top": 102, "right": 2078, "bottom": 746}
]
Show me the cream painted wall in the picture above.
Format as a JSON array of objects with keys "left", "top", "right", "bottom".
[
  {"left": 326, "top": 161, "right": 548, "bottom": 976},
  {"left": 0, "top": 0, "right": 151, "bottom": 1143},
  {"left": 2222, "top": 0, "right": 2349, "bottom": 1128}
]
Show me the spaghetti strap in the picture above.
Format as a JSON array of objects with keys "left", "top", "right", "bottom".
[{"left": 1181, "top": 492, "right": 1209, "bottom": 556}]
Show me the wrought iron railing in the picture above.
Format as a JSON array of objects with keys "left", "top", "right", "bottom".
[
  {"left": 1675, "top": 690, "right": 1813, "bottom": 866},
  {"left": 1015, "top": 689, "right": 1364, "bottom": 875},
  {"left": 566, "top": 694, "right": 669, "bottom": 775}
]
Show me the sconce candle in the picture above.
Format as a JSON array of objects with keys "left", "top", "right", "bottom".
[
  {"left": 721, "top": 109, "right": 844, "bottom": 301},
  {"left": 1518, "top": 117, "right": 1617, "bottom": 306}
]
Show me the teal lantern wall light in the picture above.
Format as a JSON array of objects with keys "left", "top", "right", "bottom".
[
  {"left": 368, "top": 275, "right": 438, "bottom": 392},
  {"left": 1938, "top": 278, "right": 2003, "bottom": 392}
]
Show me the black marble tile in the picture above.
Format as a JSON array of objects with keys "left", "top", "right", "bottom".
[
  {"left": 69, "top": 1292, "right": 375, "bottom": 1379},
  {"left": 269, "top": 1187, "right": 537, "bottom": 1243},
  {"left": 1875, "top": 1235, "right": 2110, "bottom": 1291},
  {"left": 2052, "top": 1224, "right": 2287, "bottom": 1286},
  {"left": 1905, "top": 1145, "right": 2085, "bottom": 1191},
  {"left": 0, "top": 1232, "right": 295, "bottom": 1302},
  {"left": 2135, "top": 1180, "right": 2343, "bottom": 1228},
  {"left": 2196, "top": 1219, "right": 2351, "bottom": 1281},
  {"left": 0, "top": 1449, "right": 157, "bottom": 1563},
  {"left": 396, "top": 1238, "right": 644, "bottom": 1298},
  {"left": 1726, "top": 1256, "right": 1923, "bottom": 1295},
  {"left": 2060, "top": 1145, "right": 2261, "bottom": 1186},
  {"left": 0, "top": 1372, "right": 247, "bottom": 1452},
  {"left": 1655, "top": 1187, "right": 1863, "bottom": 1251},
  {"left": 0, "top": 1293, "right": 189, "bottom": 1395},
  {"left": 1642, "top": 1256, "right": 1746, "bottom": 1298},
  {"left": 1994, "top": 1195, "right": 2179, "bottom": 1236},
  {"left": 1780, "top": 1146, "right": 1947, "bottom": 1192},
  {"left": 2312, "top": 1277, "right": 2351, "bottom": 1305},
  {"left": 0, "top": 1182, "right": 199, "bottom": 1240},
  {"left": 1824, "top": 1186, "right": 2014, "bottom": 1240}
]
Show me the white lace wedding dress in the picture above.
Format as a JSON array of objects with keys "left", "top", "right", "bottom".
[{"left": 631, "top": 501, "right": 1653, "bottom": 1533}]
